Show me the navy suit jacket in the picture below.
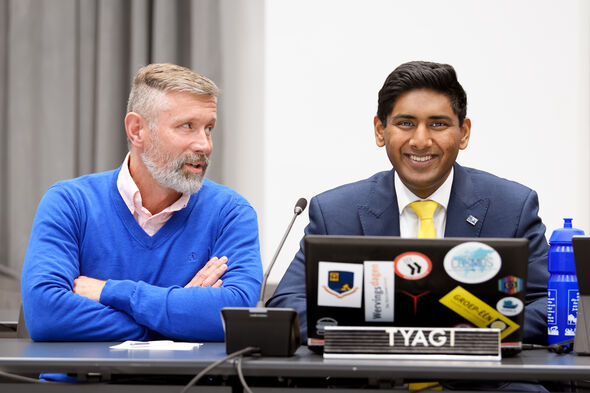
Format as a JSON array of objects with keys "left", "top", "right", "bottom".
[{"left": 268, "top": 163, "right": 549, "bottom": 344}]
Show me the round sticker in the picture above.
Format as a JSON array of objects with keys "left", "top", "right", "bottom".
[
  {"left": 315, "top": 317, "right": 337, "bottom": 336},
  {"left": 394, "top": 252, "right": 432, "bottom": 280},
  {"left": 443, "top": 242, "right": 501, "bottom": 284},
  {"left": 490, "top": 320, "right": 507, "bottom": 331},
  {"left": 496, "top": 297, "right": 524, "bottom": 316}
]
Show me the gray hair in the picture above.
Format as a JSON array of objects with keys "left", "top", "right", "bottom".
[{"left": 127, "top": 63, "right": 219, "bottom": 131}]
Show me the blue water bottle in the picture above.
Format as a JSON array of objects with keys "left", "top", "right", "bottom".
[{"left": 547, "top": 218, "right": 585, "bottom": 344}]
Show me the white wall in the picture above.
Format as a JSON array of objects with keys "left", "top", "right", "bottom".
[
  {"left": 219, "top": 0, "right": 265, "bottom": 218},
  {"left": 223, "top": 0, "right": 590, "bottom": 285}
]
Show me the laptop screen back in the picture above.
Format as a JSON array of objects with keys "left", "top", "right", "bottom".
[
  {"left": 573, "top": 236, "right": 590, "bottom": 297},
  {"left": 305, "top": 235, "right": 529, "bottom": 345}
]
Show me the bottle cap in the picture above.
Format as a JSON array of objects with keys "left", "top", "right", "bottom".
[{"left": 549, "top": 218, "right": 585, "bottom": 245}]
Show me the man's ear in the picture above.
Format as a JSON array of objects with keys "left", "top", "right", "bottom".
[
  {"left": 125, "top": 112, "right": 148, "bottom": 148},
  {"left": 374, "top": 116, "right": 386, "bottom": 147},
  {"left": 459, "top": 117, "right": 471, "bottom": 150}
]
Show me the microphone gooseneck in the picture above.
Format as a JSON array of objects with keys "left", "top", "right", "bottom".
[{"left": 257, "top": 198, "right": 308, "bottom": 307}]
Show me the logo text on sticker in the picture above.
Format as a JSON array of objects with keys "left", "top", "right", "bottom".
[
  {"left": 394, "top": 252, "right": 432, "bottom": 280},
  {"left": 439, "top": 286, "right": 519, "bottom": 339},
  {"left": 443, "top": 242, "right": 501, "bottom": 284},
  {"left": 364, "top": 261, "right": 394, "bottom": 322}
]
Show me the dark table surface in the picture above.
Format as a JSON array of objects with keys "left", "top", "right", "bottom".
[{"left": 0, "top": 339, "right": 589, "bottom": 382}]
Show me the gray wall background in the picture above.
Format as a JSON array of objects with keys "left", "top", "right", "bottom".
[{"left": 0, "top": 0, "right": 227, "bottom": 307}]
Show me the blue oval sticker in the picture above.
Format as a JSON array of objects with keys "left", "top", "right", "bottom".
[{"left": 443, "top": 242, "right": 501, "bottom": 284}]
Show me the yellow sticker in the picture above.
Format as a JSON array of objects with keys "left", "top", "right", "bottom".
[{"left": 439, "top": 286, "right": 519, "bottom": 339}]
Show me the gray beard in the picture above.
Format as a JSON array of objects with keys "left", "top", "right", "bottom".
[{"left": 141, "top": 146, "right": 209, "bottom": 195}]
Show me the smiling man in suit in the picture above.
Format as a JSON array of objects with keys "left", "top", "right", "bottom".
[{"left": 268, "top": 61, "right": 549, "bottom": 347}]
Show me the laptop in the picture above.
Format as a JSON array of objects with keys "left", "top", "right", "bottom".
[{"left": 305, "top": 235, "right": 529, "bottom": 353}]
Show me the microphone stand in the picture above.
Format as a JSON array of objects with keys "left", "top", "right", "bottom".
[
  {"left": 221, "top": 198, "right": 307, "bottom": 357},
  {"left": 258, "top": 201, "right": 305, "bottom": 307}
]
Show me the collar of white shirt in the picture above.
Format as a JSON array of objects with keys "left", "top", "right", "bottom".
[
  {"left": 394, "top": 167, "right": 454, "bottom": 238},
  {"left": 116, "top": 153, "right": 190, "bottom": 236}
]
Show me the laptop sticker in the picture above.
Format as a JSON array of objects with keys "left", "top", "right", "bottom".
[
  {"left": 443, "top": 242, "right": 501, "bottom": 284},
  {"left": 498, "top": 275, "right": 523, "bottom": 294},
  {"left": 394, "top": 252, "right": 432, "bottom": 280},
  {"left": 314, "top": 317, "right": 338, "bottom": 336},
  {"left": 364, "top": 261, "right": 394, "bottom": 322},
  {"left": 401, "top": 290, "right": 431, "bottom": 315},
  {"left": 317, "top": 261, "right": 363, "bottom": 308},
  {"left": 496, "top": 297, "right": 524, "bottom": 316},
  {"left": 439, "top": 286, "right": 519, "bottom": 339},
  {"left": 490, "top": 320, "right": 507, "bottom": 331}
]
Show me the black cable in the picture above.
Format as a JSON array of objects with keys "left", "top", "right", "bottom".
[
  {"left": 0, "top": 370, "right": 48, "bottom": 383},
  {"left": 180, "top": 346, "right": 259, "bottom": 393},
  {"left": 522, "top": 339, "right": 574, "bottom": 354},
  {"left": 235, "top": 355, "right": 253, "bottom": 393}
]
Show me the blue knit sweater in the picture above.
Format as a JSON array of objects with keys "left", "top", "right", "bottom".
[{"left": 21, "top": 167, "right": 262, "bottom": 342}]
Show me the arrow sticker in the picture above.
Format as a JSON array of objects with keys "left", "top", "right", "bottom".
[{"left": 394, "top": 252, "right": 432, "bottom": 280}]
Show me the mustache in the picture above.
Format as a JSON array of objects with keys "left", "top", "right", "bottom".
[{"left": 178, "top": 153, "right": 210, "bottom": 169}]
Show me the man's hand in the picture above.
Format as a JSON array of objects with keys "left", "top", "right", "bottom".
[
  {"left": 73, "top": 276, "right": 107, "bottom": 302},
  {"left": 185, "top": 256, "right": 228, "bottom": 288}
]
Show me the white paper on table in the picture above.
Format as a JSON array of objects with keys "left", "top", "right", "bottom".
[{"left": 109, "top": 340, "right": 202, "bottom": 351}]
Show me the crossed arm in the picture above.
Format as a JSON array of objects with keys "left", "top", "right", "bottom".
[
  {"left": 73, "top": 256, "right": 229, "bottom": 302},
  {"left": 21, "top": 184, "right": 262, "bottom": 342}
]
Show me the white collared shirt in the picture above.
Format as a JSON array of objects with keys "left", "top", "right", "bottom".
[
  {"left": 395, "top": 167, "right": 454, "bottom": 238},
  {"left": 116, "top": 153, "right": 190, "bottom": 236}
]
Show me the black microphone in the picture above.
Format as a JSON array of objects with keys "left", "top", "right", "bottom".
[
  {"left": 258, "top": 197, "right": 307, "bottom": 307},
  {"left": 221, "top": 198, "right": 307, "bottom": 357}
]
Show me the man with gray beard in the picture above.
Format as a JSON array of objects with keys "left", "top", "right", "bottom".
[{"left": 21, "top": 64, "right": 262, "bottom": 343}]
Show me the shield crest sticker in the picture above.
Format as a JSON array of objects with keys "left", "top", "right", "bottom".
[
  {"left": 317, "top": 261, "right": 363, "bottom": 308},
  {"left": 327, "top": 271, "right": 355, "bottom": 296}
]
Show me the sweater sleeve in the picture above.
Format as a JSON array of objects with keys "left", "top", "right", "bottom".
[
  {"left": 99, "top": 201, "right": 263, "bottom": 342},
  {"left": 21, "top": 185, "right": 151, "bottom": 341}
]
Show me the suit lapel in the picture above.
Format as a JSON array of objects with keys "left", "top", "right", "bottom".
[
  {"left": 358, "top": 169, "right": 401, "bottom": 236},
  {"left": 356, "top": 165, "right": 489, "bottom": 238},
  {"left": 445, "top": 163, "right": 489, "bottom": 238}
]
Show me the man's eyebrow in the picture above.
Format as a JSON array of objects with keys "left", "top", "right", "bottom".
[
  {"left": 172, "top": 115, "right": 217, "bottom": 124},
  {"left": 391, "top": 114, "right": 417, "bottom": 120},
  {"left": 428, "top": 115, "right": 454, "bottom": 121}
]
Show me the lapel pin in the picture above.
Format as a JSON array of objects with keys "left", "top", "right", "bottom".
[{"left": 466, "top": 215, "right": 478, "bottom": 226}]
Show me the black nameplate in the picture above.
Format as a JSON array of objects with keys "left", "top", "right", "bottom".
[{"left": 323, "top": 326, "right": 500, "bottom": 360}]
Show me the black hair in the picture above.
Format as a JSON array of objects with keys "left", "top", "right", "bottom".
[{"left": 377, "top": 61, "right": 467, "bottom": 127}]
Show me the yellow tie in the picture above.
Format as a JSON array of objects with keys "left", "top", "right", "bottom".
[
  {"left": 408, "top": 200, "right": 442, "bottom": 391},
  {"left": 409, "top": 200, "right": 439, "bottom": 238}
]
